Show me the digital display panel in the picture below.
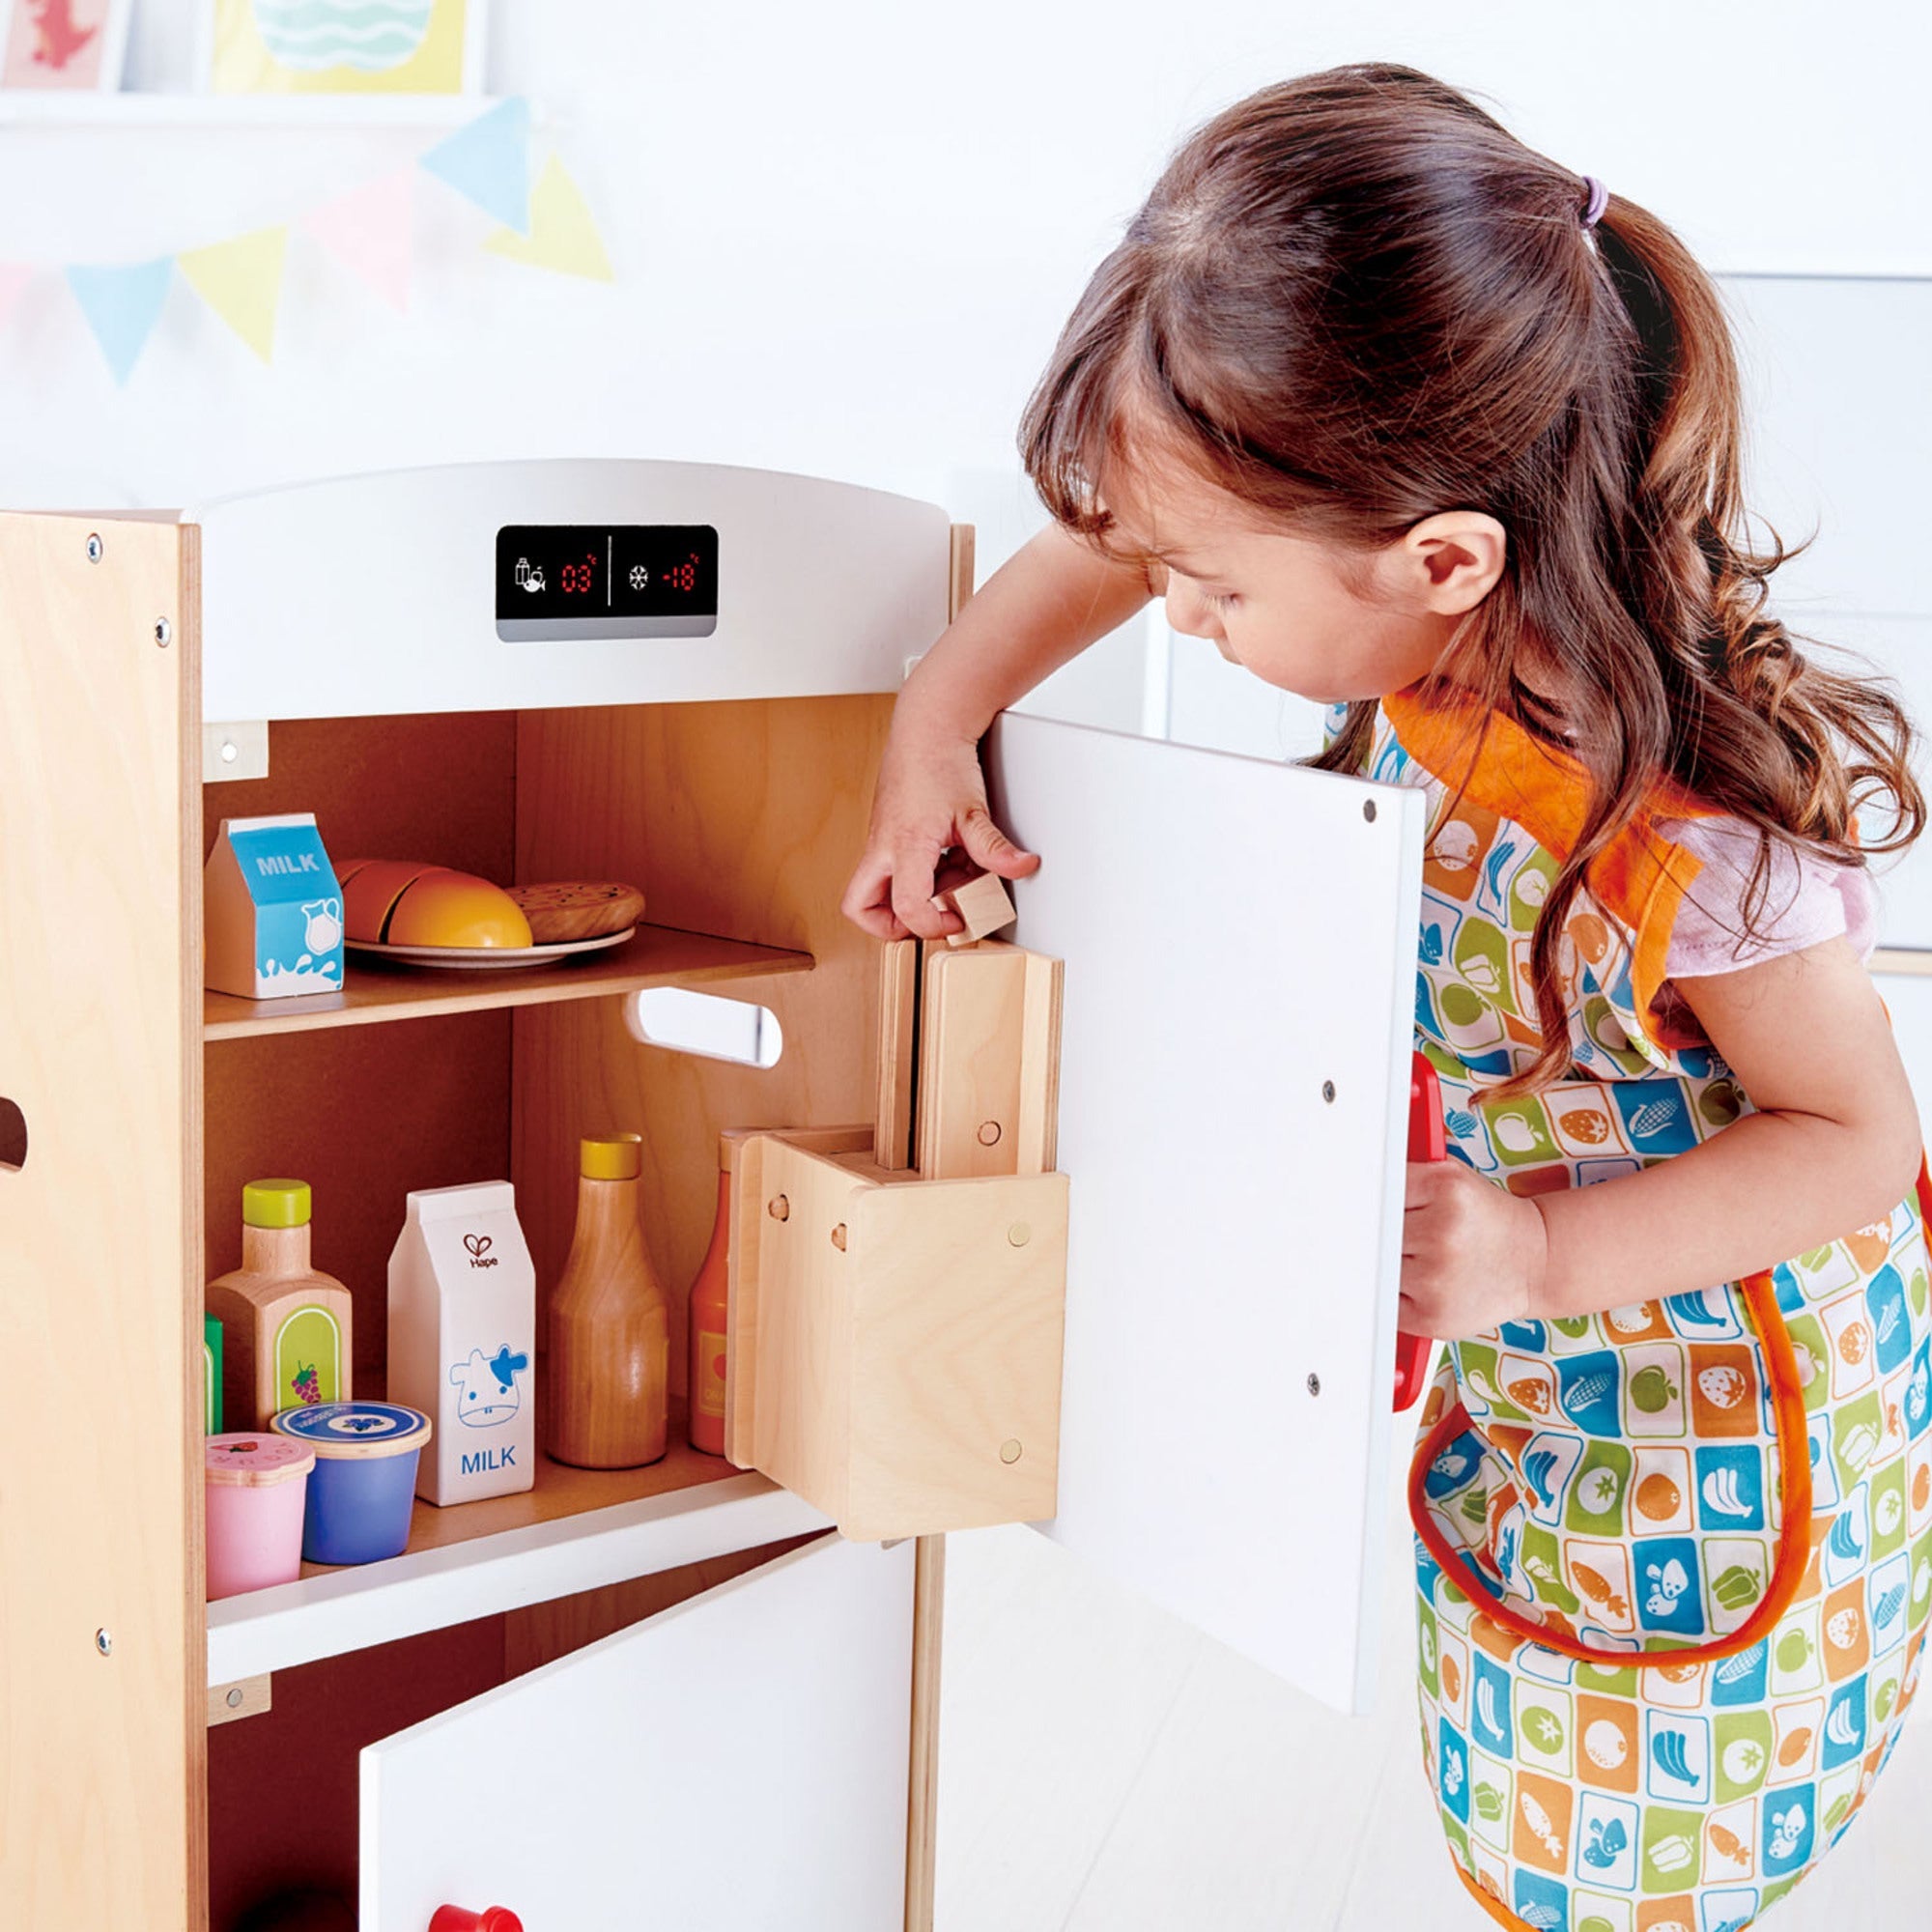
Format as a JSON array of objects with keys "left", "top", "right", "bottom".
[{"left": 496, "top": 525, "right": 719, "bottom": 641}]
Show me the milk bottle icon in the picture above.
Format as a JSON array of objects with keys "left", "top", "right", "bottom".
[{"left": 303, "top": 898, "right": 343, "bottom": 952}]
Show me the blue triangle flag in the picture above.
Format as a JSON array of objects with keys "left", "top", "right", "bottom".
[
  {"left": 419, "top": 97, "right": 532, "bottom": 236},
  {"left": 66, "top": 258, "right": 174, "bottom": 385}
]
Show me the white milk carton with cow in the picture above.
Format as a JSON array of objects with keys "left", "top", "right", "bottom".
[{"left": 387, "top": 1180, "right": 536, "bottom": 1505}]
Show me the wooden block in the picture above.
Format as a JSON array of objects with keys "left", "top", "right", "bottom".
[
  {"left": 932, "top": 870, "right": 1015, "bottom": 948},
  {"left": 737, "top": 1136, "right": 1065, "bottom": 1541},
  {"left": 875, "top": 938, "right": 919, "bottom": 1172},
  {"left": 916, "top": 942, "right": 1063, "bottom": 1181},
  {"left": 207, "top": 1674, "right": 271, "bottom": 1728}
]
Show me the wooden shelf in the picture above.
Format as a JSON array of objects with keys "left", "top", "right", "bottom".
[
  {"left": 206, "top": 1424, "right": 831, "bottom": 1684},
  {"left": 0, "top": 91, "right": 522, "bottom": 129},
  {"left": 203, "top": 923, "right": 812, "bottom": 1041}
]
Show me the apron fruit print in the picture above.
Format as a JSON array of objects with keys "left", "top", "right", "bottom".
[{"left": 1350, "top": 689, "right": 1932, "bottom": 1932}]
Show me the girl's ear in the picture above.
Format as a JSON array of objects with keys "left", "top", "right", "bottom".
[{"left": 1396, "top": 511, "right": 1508, "bottom": 614}]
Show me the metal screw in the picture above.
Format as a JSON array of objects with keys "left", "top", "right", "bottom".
[
  {"left": 831, "top": 1223, "right": 847, "bottom": 1251},
  {"left": 1007, "top": 1222, "right": 1032, "bottom": 1248},
  {"left": 85, "top": 533, "right": 102, "bottom": 562},
  {"left": 1306, "top": 1374, "right": 1321, "bottom": 1398},
  {"left": 1321, "top": 1080, "right": 1336, "bottom": 1103},
  {"left": 225, "top": 1687, "right": 244, "bottom": 1709},
  {"left": 95, "top": 1629, "right": 112, "bottom": 1657},
  {"left": 154, "top": 617, "right": 173, "bottom": 648},
  {"left": 1363, "top": 799, "right": 1378, "bottom": 823},
  {"left": 1000, "top": 1439, "right": 1023, "bottom": 1464},
  {"left": 977, "top": 1121, "right": 1002, "bottom": 1147},
  {"left": 768, "top": 1194, "right": 790, "bottom": 1222}
]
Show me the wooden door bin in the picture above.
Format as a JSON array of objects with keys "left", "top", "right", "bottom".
[{"left": 729, "top": 1135, "right": 1067, "bottom": 1540}]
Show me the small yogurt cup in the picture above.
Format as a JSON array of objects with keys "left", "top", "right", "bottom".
[
  {"left": 270, "top": 1401, "right": 432, "bottom": 1565},
  {"left": 205, "top": 1433, "right": 315, "bottom": 1599}
]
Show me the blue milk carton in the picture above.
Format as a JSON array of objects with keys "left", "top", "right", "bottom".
[{"left": 205, "top": 813, "right": 345, "bottom": 999}]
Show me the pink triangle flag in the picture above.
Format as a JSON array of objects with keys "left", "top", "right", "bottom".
[
  {"left": 0, "top": 264, "right": 32, "bottom": 328},
  {"left": 303, "top": 171, "right": 413, "bottom": 313}
]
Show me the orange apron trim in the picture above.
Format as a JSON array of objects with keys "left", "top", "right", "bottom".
[
  {"left": 1451, "top": 1859, "right": 1538, "bottom": 1930},
  {"left": 1408, "top": 1152, "right": 1932, "bottom": 1667},
  {"left": 1380, "top": 684, "right": 1710, "bottom": 1050}
]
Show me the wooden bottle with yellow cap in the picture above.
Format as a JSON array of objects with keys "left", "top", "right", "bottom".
[
  {"left": 546, "top": 1133, "right": 670, "bottom": 1467},
  {"left": 206, "top": 1179, "right": 355, "bottom": 1432}
]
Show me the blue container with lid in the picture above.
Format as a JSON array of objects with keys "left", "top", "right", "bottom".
[{"left": 270, "top": 1401, "right": 433, "bottom": 1565}]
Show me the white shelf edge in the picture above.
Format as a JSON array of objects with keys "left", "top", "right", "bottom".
[
  {"left": 0, "top": 90, "right": 529, "bottom": 129},
  {"left": 206, "top": 1472, "right": 832, "bottom": 1685}
]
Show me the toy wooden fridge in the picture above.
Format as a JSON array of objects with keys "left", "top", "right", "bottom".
[{"left": 0, "top": 460, "right": 1425, "bottom": 1932}]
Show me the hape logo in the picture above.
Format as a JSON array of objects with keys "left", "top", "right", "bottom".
[{"left": 465, "top": 1233, "right": 498, "bottom": 1270}]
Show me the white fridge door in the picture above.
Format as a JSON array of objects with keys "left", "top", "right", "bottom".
[
  {"left": 986, "top": 712, "right": 1425, "bottom": 1715},
  {"left": 360, "top": 1536, "right": 915, "bottom": 1931}
]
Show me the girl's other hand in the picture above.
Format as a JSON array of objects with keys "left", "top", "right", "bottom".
[
  {"left": 841, "top": 728, "right": 1039, "bottom": 941},
  {"left": 1400, "top": 1158, "right": 1549, "bottom": 1340}
]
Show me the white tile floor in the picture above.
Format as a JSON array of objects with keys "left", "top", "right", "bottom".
[{"left": 936, "top": 1445, "right": 1932, "bottom": 1931}]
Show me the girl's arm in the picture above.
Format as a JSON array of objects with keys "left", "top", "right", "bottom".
[
  {"left": 1402, "top": 939, "right": 1926, "bottom": 1330},
  {"left": 842, "top": 525, "right": 1152, "bottom": 941}
]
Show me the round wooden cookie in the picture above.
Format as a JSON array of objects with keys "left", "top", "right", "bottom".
[{"left": 508, "top": 880, "right": 646, "bottom": 944}]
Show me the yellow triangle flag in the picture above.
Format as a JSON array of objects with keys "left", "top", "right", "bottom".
[
  {"left": 483, "top": 157, "right": 612, "bottom": 282},
  {"left": 178, "top": 227, "right": 289, "bottom": 363}
]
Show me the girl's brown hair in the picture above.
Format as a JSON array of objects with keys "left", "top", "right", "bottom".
[{"left": 1020, "top": 62, "right": 1922, "bottom": 1099}]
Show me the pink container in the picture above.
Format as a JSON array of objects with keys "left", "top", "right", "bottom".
[{"left": 205, "top": 1432, "right": 315, "bottom": 1599}]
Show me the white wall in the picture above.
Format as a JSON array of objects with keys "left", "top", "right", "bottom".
[{"left": 2, "top": 0, "right": 1927, "bottom": 517}]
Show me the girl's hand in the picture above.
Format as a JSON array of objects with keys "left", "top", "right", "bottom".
[
  {"left": 841, "top": 725, "right": 1039, "bottom": 942},
  {"left": 1400, "top": 1160, "right": 1549, "bottom": 1339}
]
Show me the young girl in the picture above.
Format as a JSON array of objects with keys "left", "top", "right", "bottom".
[{"left": 843, "top": 62, "right": 1932, "bottom": 1932}]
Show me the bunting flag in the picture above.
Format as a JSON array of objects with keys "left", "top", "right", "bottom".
[
  {"left": 15, "top": 95, "right": 611, "bottom": 384},
  {"left": 483, "top": 157, "right": 612, "bottom": 283},
  {"left": 66, "top": 258, "right": 174, "bottom": 384},
  {"left": 0, "top": 264, "right": 31, "bottom": 329},
  {"left": 304, "top": 170, "right": 414, "bottom": 312},
  {"left": 419, "top": 95, "right": 531, "bottom": 235},
  {"left": 178, "top": 227, "right": 290, "bottom": 364}
]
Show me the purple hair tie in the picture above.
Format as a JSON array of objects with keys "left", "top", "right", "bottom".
[{"left": 1581, "top": 177, "right": 1610, "bottom": 230}]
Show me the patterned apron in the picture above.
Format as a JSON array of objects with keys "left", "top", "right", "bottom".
[{"left": 1355, "top": 688, "right": 1932, "bottom": 1932}]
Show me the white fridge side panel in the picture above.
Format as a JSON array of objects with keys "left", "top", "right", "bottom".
[
  {"left": 360, "top": 1535, "right": 915, "bottom": 1931},
  {"left": 987, "top": 714, "right": 1424, "bottom": 1715}
]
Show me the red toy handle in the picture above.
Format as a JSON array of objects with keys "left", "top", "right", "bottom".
[
  {"left": 1393, "top": 1051, "right": 1443, "bottom": 1411},
  {"left": 429, "top": 1910, "right": 524, "bottom": 1932}
]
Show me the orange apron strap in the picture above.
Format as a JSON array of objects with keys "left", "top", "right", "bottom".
[{"left": 1409, "top": 1262, "right": 1814, "bottom": 1667}]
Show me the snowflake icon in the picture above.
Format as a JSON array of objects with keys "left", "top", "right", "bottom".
[{"left": 629, "top": 565, "right": 651, "bottom": 590}]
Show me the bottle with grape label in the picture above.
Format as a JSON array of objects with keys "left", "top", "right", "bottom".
[{"left": 206, "top": 1179, "right": 355, "bottom": 1431}]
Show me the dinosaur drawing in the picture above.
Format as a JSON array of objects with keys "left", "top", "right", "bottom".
[{"left": 30, "top": 0, "right": 99, "bottom": 72}]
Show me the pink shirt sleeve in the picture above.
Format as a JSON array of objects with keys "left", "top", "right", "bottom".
[{"left": 1656, "top": 814, "right": 1878, "bottom": 977}]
